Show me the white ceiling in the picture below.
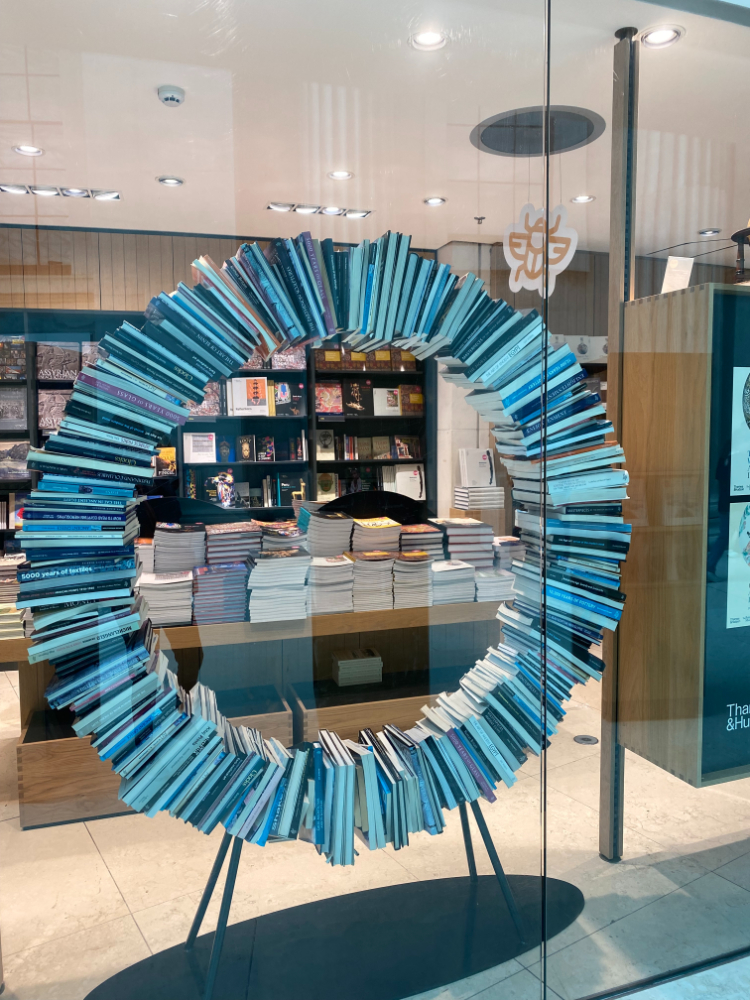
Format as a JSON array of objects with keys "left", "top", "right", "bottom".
[{"left": 0, "top": 0, "right": 747, "bottom": 264}]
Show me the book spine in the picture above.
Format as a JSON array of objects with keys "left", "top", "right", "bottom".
[
  {"left": 446, "top": 729, "right": 496, "bottom": 801},
  {"left": 76, "top": 372, "right": 187, "bottom": 425}
]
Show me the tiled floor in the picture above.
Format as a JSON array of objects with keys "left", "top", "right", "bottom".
[{"left": 2, "top": 671, "right": 750, "bottom": 1000}]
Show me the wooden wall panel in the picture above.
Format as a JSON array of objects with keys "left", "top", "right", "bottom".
[
  {"left": 122, "top": 234, "right": 139, "bottom": 311},
  {"left": 109, "top": 233, "right": 126, "bottom": 310},
  {"left": 7, "top": 228, "right": 24, "bottom": 308},
  {"left": 20, "top": 229, "right": 39, "bottom": 310}
]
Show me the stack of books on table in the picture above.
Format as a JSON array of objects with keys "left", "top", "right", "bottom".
[
  {"left": 193, "top": 563, "right": 249, "bottom": 625},
  {"left": 205, "top": 521, "right": 261, "bottom": 564},
  {"left": 431, "top": 560, "right": 476, "bottom": 604},
  {"left": 297, "top": 509, "right": 352, "bottom": 557},
  {"left": 308, "top": 555, "right": 354, "bottom": 615},
  {"left": 475, "top": 568, "right": 516, "bottom": 602},
  {"left": 248, "top": 549, "right": 311, "bottom": 622},
  {"left": 136, "top": 537, "right": 155, "bottom": 574},
  {"left": 393, "top": 551, "right": 433, "bottom": 608},
  {"left": 346, "top": 551, "right": 395, "bottom": 611},
  {"left": 260, "top": 521, "right": 308, "bottom": 552},
  {"left": 493, "top": 535, "right": 525, "bottom": 569},
  {"left": 399, "top": 523, "right": 444, "bottom": 560},
  {"left": 453, "top": 486, "right": 505, "bottom": 510},
  {"left": 0, "top": 554, "right": 23, "bottom": 639},
  {"left": 332, "top": 648, "right": 383, "bottom": 686},
  {"left": 351, "top": 516, "right": 401, "bottom": 552},
  {"left": 0, "top": 604, "right": 25, "bottom": 639},
  {"left": 153, "top": 522, "right": 206, "bottom": 573},
  {"left": 430, "top": 517, "right": 494, "bottom": 569},
  {"left": 293, "top": 498, "right": 323, "bottom": 519},
  {"left": 136, "top": 571, "right": 193, "bottom": 626}
]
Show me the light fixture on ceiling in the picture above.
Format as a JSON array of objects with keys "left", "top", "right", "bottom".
[
  {"left": 91, "top": 190, "right": 121, "bottom": 201},
  {"left": 12, "top": 145, "right": 43, "bottom": 157},
  {"left": 571, "top": 194, "right": 595, "bottom": 203},
  {"left": 346, "top": 209, "right": 371, "bottom": 219},
  {"left": 294, "top": 205, "right": 320, "bottom": 214},
  {"left": 424, "top": 197, "right": 446, "bottom": 206},
  {"left": 328, "top": 171, "right": 353, "bottom": 181},
  {"left": 157, "top": 176, "right": 184, "bottom": 186},
  {"left": 409, "top": 30, "right": 447, "bottom": 51},
  {"left": 699, "top": 227, "right": 721, "bottom": 235},
  {"left": 267, "top": 202, "right": 294, "bottom": 212},
  {"left": 640, "top": 24, "right": 684, "bottom": 48},
  {"left": 29, "top": 185, "right": 60, "bottom": 197},
  {"left": 0, "top": 184, "right": 29, "bottom": 195},
  {"left": 321, "top": 206, "right": 345, "bottom": 216},
  {"left": 61, "top": 188, "right": 90, "bottom": 198}
]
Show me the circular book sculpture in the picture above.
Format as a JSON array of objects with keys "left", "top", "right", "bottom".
[{"left": 22, "top": 232, "right": 628, "bottom": 865}]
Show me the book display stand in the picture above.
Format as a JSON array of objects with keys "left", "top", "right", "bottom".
[{"left": 185, "top": 800, "right": 525, "bottom": 1000}]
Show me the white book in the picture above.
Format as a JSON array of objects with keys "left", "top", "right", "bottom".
[
  {"left": 184, "top": 432, "right": 216, "bottom": 464},
  {"left": 458, "top": 448, "right": 495, "bottom": 487},
  {"left": 373, "top": 387, "right": 401, "bottom": 416},
  {"left": 394, "top": 464, "right": 425, "bottom": 500},
  {"left": 231, "top": 376, "right": 269, "bottom": 416}
]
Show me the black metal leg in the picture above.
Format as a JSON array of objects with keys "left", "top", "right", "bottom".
[
  {"left": 203, "top": 836, "right": 243, "bottom": 1000},
  {"left": 186, "top": 831, "right": 232, "bottom": 951},
  {"left": 469, "top": 800, "right": 526, "bottom": 944},
  {"left": 458, "top": 801, "right": 478, "bottom": 881}
]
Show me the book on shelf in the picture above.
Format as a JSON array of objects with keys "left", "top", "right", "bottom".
[
  {"left": 314, "top": 349, "right": 342, "bottom": 371},
  {"left": 315, "top": 382, "right": 343, "bottom": 415},
  {"left": 393, "top": 435, "right": 421, "bottom": 460},
  {"left": 236, "top": 434, "right": 256, "bottom": 461},
  {"left": 340, "top": 348, "right": 367, "bottom": 371},
  {"left": 256, "top": 435, "right": 275, "bottom": 461},
  {"left": 365, "top": 350, "right": 391, "bottom": 371},
  {"left": 372, "top": 435, "right": 391, "bottom": 460},
  {"left": 399, "top": 384, "right": 424, "bottom": 416},
  {"left": 393, "top": 463, "right": 426, "bottom": 501},
  {"left": 459, "top": 448, "right": 495, "bottom": 487},
  {"left": 316, "top": 428, "right": 336, "bottom": 461},
  {"left": 37, "top": 342, "right": 80, "bottom": 381},
  {"left": 216, "top": 436, "right": 235, "bottom": 462},
  {"left": 154, "top": 447, "right": 177, "bottom": 477},
  {"left": 273, "top": 380, "right": 306, "bottom": 416},
  {"left": 0, "top": 441, "right": 29, "bottom": 479},
  {"left": 230, "top": 376, "right": 269, "bottom": 416},
  {"left": 272, "top": 345, "right": 306, "bottom": 369},
  {"left": 38, "top": 390, "right": 71, "bottom": 433},
  {"left": 187, "top": 381, "right": 222, "bottom": 418},
  {"left": 184, "top": 432, "right": 217, "bottom": 463},
  {"left": 390, "top": 348, "right": 417, "bottom": 371},
  {"left": 0, "top": 385, "right": 27, "bottom": 431},
  {"left": 0, "top": 336, "right": 25, "bottom": 380},
  {"left": 373, "top": 387, "right": 400, "bottom": 417},
  {"left": 317, "top": 471, "right": 339, "bottom": 501},
  {"left": 342, "top": 379, "right": 374, "bottom": 416}
]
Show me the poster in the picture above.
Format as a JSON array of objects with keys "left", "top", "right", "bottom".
[
  {"left": 730, "top": 367, "right": 750, "bottom": 494},
  {"left": 726, "top": 501, "right": 750, "bottom": 628}
]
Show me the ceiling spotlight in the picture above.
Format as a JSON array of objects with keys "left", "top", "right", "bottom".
[
  {"left": 0, "top": 184, "right": 29, "bottom": 195},
  {"left": 328, "top": 171, "right": 353, "bottom": 180},
  {"left": 321, "top": 206, "right": 345, "bottom": 216},
  {"left": 699, "top": 227, "right": 721, "bottom": 235},
  {"left": 346, "top": 209, "right": 371, "bottom": 219},
  {"left": 30, "top": 185, "right": 60, "bottom": 197},
  {"left": 571, "top": 194, "right": 595, "bottom": 203},
  {"left": 61, "top": 188, "right": 90, "bottom": 198},
  {"left": 424, "top": 197, "right": 446, "bottom": 206},
  {"left": 641, "top": 24, "right": 684, "bottom": 48},
  {"left": 409, "top": 31, "right": 448, "bottom": 51},
  {"left": 294, "top": 205, "right": 320, "bottom": 215},
  {"left": 157, "top": 176, "right": 183, "bottom": 186},
  {"left": 267, "top": 202, "right": 294, "bottom": 212},
  {"left": 91, "top": 190, "right": 121, "bottom": 201},
  {"left": 12, "top": 144, "right": 43, "bottom": 157}
]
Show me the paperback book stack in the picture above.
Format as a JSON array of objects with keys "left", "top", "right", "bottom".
[
  {"left": 248, "top": 549, "right": 311, "bottom": 622},
  {"left": 193, "top": 563, "right": 249, "bottom": 625},
  {"left": 399, "top": 523, "right": 444, "bottom": 560},
  {"left": 346, "top": 551, "right": 395, "bottom": 611},
  {"left": 297, "top": 510, "right": 353, "bottom": 557},
  {"left": 136, "top": 538, "right": 155, "bottom": 574},
  {"left": 153, "top": 522, "right": 206, "bottom": 573},
  {"left": 0, "top": 553, "right": 25, "bottom": 639},
  {"left": 261, "top": 521, "right": 308, "bottom": 552},
  {"left": 332, "top": 648, "right": 383, "bottom": 686},
  {"left": 351, "top": 516, "right": 401, "bottom": 552},
  {"left": 475, "top": 569, "right": 516, "bottom": 603},
  {"left": 307, "top": 555, "right": 354, "bottom": 615},
  {"left": 393, "top": 552, "right": 433, "bottom": 608},
  {"left": 205, "top": 521, "right": 262, "bottom": 565},
  {"left": 453, "top": 486, "right": 505, "bottom": 511},
  {"left": 430, "top": 517, "right": 494, "bottom": 569},
  {"left": 136, "top": 572, "right": 193, "bottom": 626},
  {"left": 431, "top": 560, "right": 476, "bottom": 605},
  {"left": 493, "top": 536, "right": 525, "bottom": 570}
]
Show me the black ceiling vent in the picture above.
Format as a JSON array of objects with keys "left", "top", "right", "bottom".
[{"left": 470, "top": 105, "right": 606, "bottom": 157}]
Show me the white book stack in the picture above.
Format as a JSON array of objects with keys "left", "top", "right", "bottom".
[
  {"left": 293, "top": 498, "right": 324, "bottom": 519},
  {"left": 136, "top": 571, "right": 194, "bottom": 626},
  {"left": 305, "top": 512, "right": 353, "bottom": 557},
  {"left": 308, "top": 555, "right": 354, "bottom": 615},
  {"left": 261, "top": 523, "right": 308, "bottom": 552},
  {"left": 332, "top": 648, "right": 383, "bottom": 687},
  {"left": 493, "top": 535, "right": 526, "bottom": 569},
  {"left": 351, "top": 516, "right": 401, "bottom": 552},
  {"left": 248, "top": 550, "right": 311, "bottom": 622},
  {"left": 0, "top": 553, "right": 23, "bottom": 639},
  {"left": 475, "top": 568, "right": 516, "bottom": 602},
  {"left": 153, "top": 523, "right": 206, "bottom": 573},
  {"left": 347, "top": 551, "right": 395, "bottom": 611},
  {"left": 135, "top": 538, "right": 155, "bottom": 574},
  {"left": 431, "top": 560, "right": 476, "bottom": 605},
  {"left": 205, "top": 521, "right": 262, "bottom": 565},
  {"left": 393, "top": 552, "right": 433, "bottom": 608},
  {"left": 430, "top": 517, "right": 494, "bottom": 569},
  {"left": 399, "top": 523, "right": 444, "bottom": 560},
  {"left": 453, "top": 486, "right": 505, "bottom": 510}
]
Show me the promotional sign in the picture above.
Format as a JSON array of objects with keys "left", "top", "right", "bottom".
[{"left": 503, "top": 203, "right": 577, "bottom": 297}]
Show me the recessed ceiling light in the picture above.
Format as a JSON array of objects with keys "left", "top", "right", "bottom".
[
  {"left": 328, "top": 170, "right": 353, "bottom": 180},
  {"left": 571, "top": 194, "right": 595, "bottom": 203},
  {"left": 91, "top": 190, "right": 121, "bottom": 201},
  {"left": 641, "top": 24, "right": 684, "bottom": 48},
  {"left": 61, "top": 188, "right": 90, "bottom": 198},
  {"left": 12, "top": 144, "right": 43, "bottom": 157},
  {"left": 321, "top": 206, "right": 345, "bottom": 216},
  {"left": 0, "top": 184, "right": 29, "bottom": 195},
  {"left": 699, "top": 227, "right": 721, "bottom": 235},
  {"left": 424, "top": 197, "right": 446, "bottom": 206},
  {"left": 346, "top": 209, "right": 371, "bottom": 219},
  {"left": 157, "top": 176, "right": 184, "bottom": 186},
  {"left": 267, "top": 202, "right": 294, "bottom": 212},
  {"left": 29, "top": 185, "right": 60, "bottom": 197},
  {"left": 294, "top": 205, "right": 320, "bottom": 215},
  {"left": 409, "top": 31, "right": 447, "bottom": 51}
]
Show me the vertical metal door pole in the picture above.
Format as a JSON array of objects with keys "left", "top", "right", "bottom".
[{"left": 599, "top": 26, "right": 639, "bottom": 862}]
